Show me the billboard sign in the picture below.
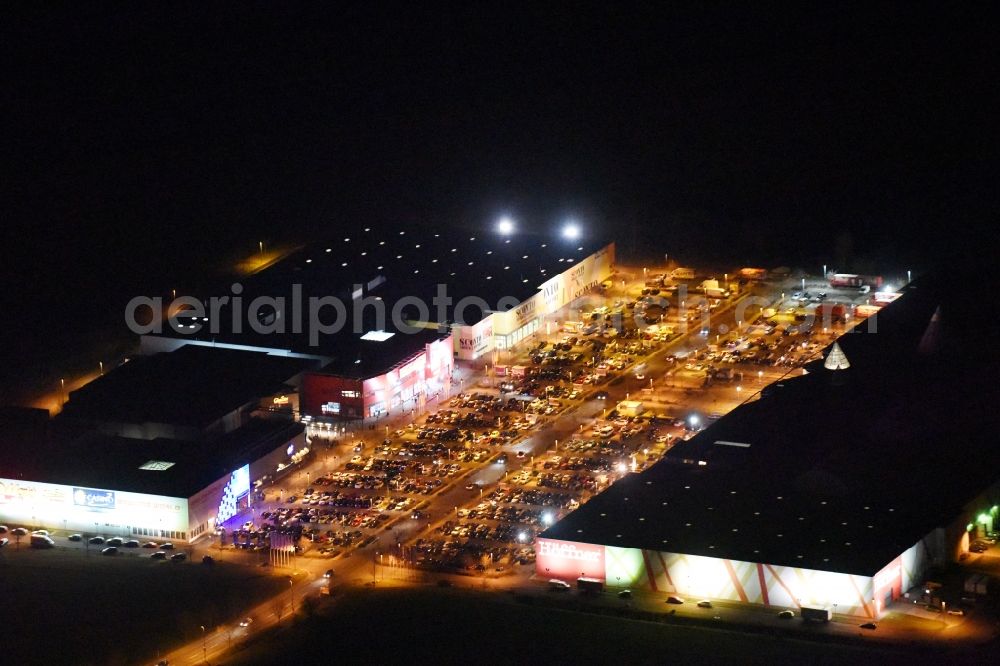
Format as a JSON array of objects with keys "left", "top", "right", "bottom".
[
  {"left": 73, "top": 487, "right": 116, "bottom": 510},
  {"left": 536, "top": 538, "right": 606, "bottom": 581}
]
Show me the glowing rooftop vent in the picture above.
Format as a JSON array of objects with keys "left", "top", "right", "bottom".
[
  {"left": 139, "top": 460, "right": 175, "bottom": 471},
  {"left": 361, "top": 330, "right": 395, "bottom": 342}
]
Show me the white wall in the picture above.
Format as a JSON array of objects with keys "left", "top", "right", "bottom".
[{"left": 0, "top": 477, "right": 188, "bottom": 540}]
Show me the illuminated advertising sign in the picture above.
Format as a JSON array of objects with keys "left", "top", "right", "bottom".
[
  {"left": 73, "top": 487, "right": 116, "bottom": 510},
  {"left": 217, "top": 464, "right": 251, "bottom": 525},
  {"left": 231, "top": 464, "right": 251, "bottom": 497},
  {"left": 536, "top": 538, "right": 606, "bottom": 581},
  {"left": 457, "top": 318, "right": 495, "bottom": 360}
]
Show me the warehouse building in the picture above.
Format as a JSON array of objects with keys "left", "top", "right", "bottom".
[
  {"left": 0, "top": 345, "right": 316, "bottom": 542},
  {"left": 539, "top": 274, "right": 1000, "bottom": 618},
  {"left": 141, "top": 226, "right": 615, "bottom": 421}
]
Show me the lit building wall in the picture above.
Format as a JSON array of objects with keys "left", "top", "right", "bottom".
[
  {"left": 537, "top": 537, "right": 890, "bottom": 618},
  {"left": 302, "top": 335, "right": 453, "bottom": 420},
  {"left": 301, "top": 374, "right": 365, "bottom": 419},
  {"left": 0, "top": 477, "right": 189, "bottom": 541},
  {"left": 455, "top": 315, "right": 496, "bottom": 360}
]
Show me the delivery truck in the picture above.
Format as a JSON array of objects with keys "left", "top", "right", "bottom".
[
  {"left": 577, "top": 577, "right": 604, "bottom": 593},
  {"left": 801, "top": 606, "right": 832, "bottom": 622}
]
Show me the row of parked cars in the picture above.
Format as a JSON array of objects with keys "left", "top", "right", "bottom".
[{"left": 0, "top": 526, "right": 191, "bottom": 561}]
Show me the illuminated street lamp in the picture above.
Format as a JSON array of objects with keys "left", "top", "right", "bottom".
[
  {"left": 497, "top": 216, "right": 515, "bottom": 235},
  {"left": 562, "top": 222, "right": 581, "bottom": 240}
]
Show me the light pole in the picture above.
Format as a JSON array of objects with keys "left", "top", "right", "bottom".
[
  {"left": 200, "top": 625, "right": 206, "bottom": 664},
  {"left": 288, "top": 577, "right": 294, "bottom": 619},
  {"left": 99, "top": 361, "right": 104, "bottom": 375}
]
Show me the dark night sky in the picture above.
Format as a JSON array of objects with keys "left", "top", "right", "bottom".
[{"left": 1, "top": 4, "right": 996, "bottom": 398}]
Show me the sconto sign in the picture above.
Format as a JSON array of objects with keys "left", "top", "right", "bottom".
[
  {"left": 459, "top": 324, "right": 493, "bottom": 352},
  {"left": 511, "top": 299, "right": 537, "bottom": 325},
  {"left": 73, "top": 487, "right": 116, "bottom": 510}
]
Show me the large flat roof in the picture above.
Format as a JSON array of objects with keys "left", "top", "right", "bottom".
[
  {"left": 155, "top": 226, "right": 612, "bottom": 358},
  {"left": 0, "top": 414, "right": 304, "bottom": 498},
  {"left": 60, "top": 345, "right": 316, "bottom": 429},
  {"left": 260, "top": 226, "right": 610, "bottom": 312},
  {"left": 542, "top": 273, "right": 1000, "bottom": 575}
]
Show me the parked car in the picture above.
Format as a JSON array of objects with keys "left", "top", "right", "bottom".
[
  {"left": 666, "top": 595, "right": 684, "bottom": 604},
  {"left": 860, "top": 622, "right": 877, "bottom": 630},
  {"left": 617, "top": 589, "right": 632, "bottom": 599},
  {"left": 101, "top": 546, "right": 118, "bottom": 556},
  {"left": 777, "top": 610, "right": 795, "bottom": 619},
  {"left": 141, "top": 542, "right": 159, "bottom": 548},
  {"left": 31, "top": 534, "right": 56, "bottom": 548},
  {"left": 106, "top": 537, "right": 124, "bottom": 547},
  {"left": 68, "top": 534, "right": 83, "bottom": 542},
  {"left": 88, "top": 536, "right": 105, "bottom": 545},
  {"left": 150, "top": 551, "right": 167, "bottom": 560},
  {"left": 170, "top": 552, "right": 187, "bottom": 562},
  {"left": 239, "top": 617, "right": 254, "bottom": 628},
  {"left": 124, "top": 540, "right": 140, "bottom": 548},
  {"left": 697, "top": 600, "right": 713, "bottom": 608}
]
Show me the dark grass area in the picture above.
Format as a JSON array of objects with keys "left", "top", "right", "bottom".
[
  {"left": 227, "top": 586, "right": 929, "bottom": 666},
  {"left": 0, "top": 547, "right": 284, "bottom": 665}
]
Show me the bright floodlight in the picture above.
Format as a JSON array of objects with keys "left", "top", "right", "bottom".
[
  {"left": 518, "top": 531, "right": 528, "bottom": 543},
  {"left": 497, "top": 217, "right": 515, "bottom": 235},
  {"left": 542, "top": 511, "right": 555, "bottom": 526},
  {"left": 689, "top": 415, "right": 700, "bottom": 426},
  {"left": 562, "top": 222, "right": 581, "bottom": 239}
]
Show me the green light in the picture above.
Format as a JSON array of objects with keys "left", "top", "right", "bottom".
[
  {"left": 605, "top": 546, "right": 646, "bottom": 586},
  {"left": 977, "top": 513, "right": 990, "bottom": 525},
  {"left": 992, "top": 505, "right": 999, "bottom": 515},
  {"left": 966, "top": 523, "right": 974, "bottom": 532}
]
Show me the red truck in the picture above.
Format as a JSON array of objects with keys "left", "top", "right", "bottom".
[
  {"left": 814, "top": 303, "right": 849, "bottom": 324},
  {"left": 829, "top": 273, "right": 883, "bottom": 288}
]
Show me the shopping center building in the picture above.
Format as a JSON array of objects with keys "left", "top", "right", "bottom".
[
  {"left": 0, "top": 345, "right": 315, "bottom": 542},
  {"left": 538, "top": 273, "right": 1000, "bottom": 618},
  {"left": 141, "top": 225, "right": 615, "bottom": 421}
]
